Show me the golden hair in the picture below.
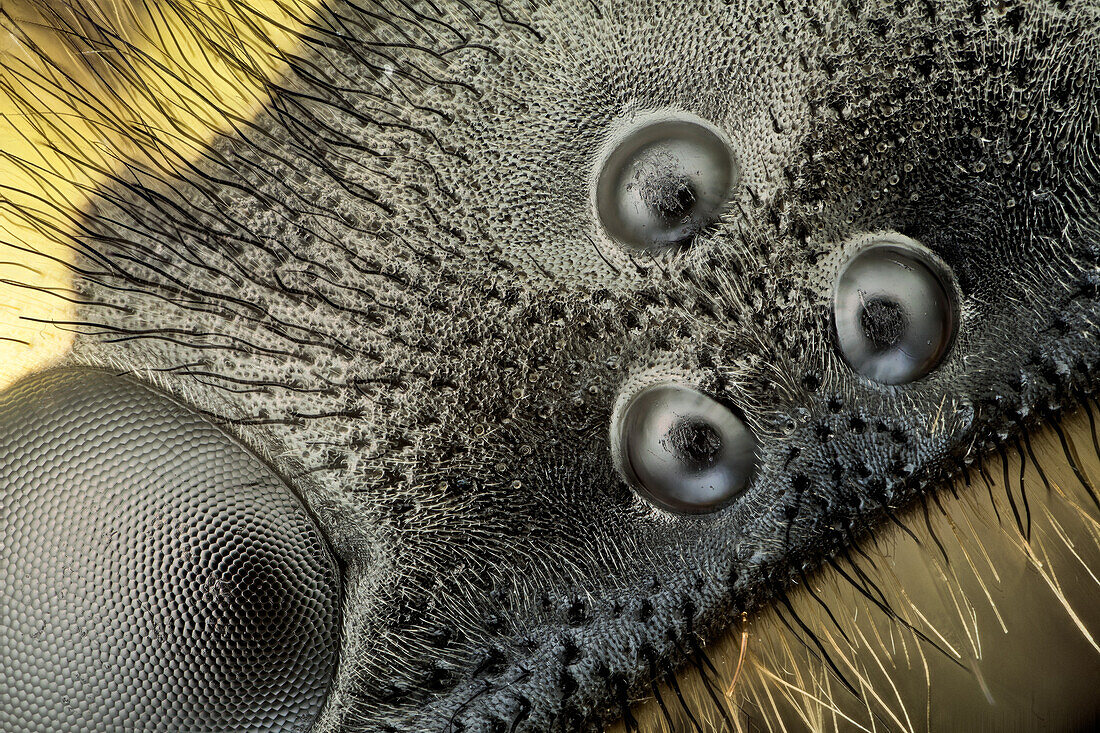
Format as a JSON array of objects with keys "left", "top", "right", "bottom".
[
  {"left": 619, "top": 403, "right": 1100, "bottom": 731},
  {"left": 4, "top": 5, "right": 1097, "bottom": 731}
]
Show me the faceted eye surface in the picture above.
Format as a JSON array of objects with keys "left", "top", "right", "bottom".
[
  {"left": 833, "top": 239, "right": 958, "bottom": 385},
  {"left": 596, "top": 119, "right": 738, "bottom": 250},
  {"left": 614, "top": 383, "right": 757, "bottom": 514},
  {"left": 0, "top": 370, "right": 341, "bottom": 732}
]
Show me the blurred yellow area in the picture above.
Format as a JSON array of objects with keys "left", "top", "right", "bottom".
[{"left": 0, "top": 0, "right": 316, "bottom": 389}]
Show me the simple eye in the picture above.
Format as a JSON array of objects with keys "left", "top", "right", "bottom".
[
  {"left": 833, "top": 238, "right": 958, "bottom": 385},
  {"left": 614, "top": 383, "right": 757, "bottom": 514},
  {"left": 596, "top": 118, "right": 738, "bottom": 250}
]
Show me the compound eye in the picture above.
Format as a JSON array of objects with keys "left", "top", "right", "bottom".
[
  {"left": 596, "top": 119, "right": 738, "bottom": 250},
  {"left": 0, "top": 370, "right": 340, "bottom": 732},
  {"left": 833, "top": 238, "right": 958, "bottom": 385},
  {"left": 614, "top": 383, "right": 756, "bottom": 514}
]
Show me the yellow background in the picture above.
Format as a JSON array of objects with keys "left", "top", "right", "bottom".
[{"left": 0, "top": 0, "right": 317, "bottom": 388}]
